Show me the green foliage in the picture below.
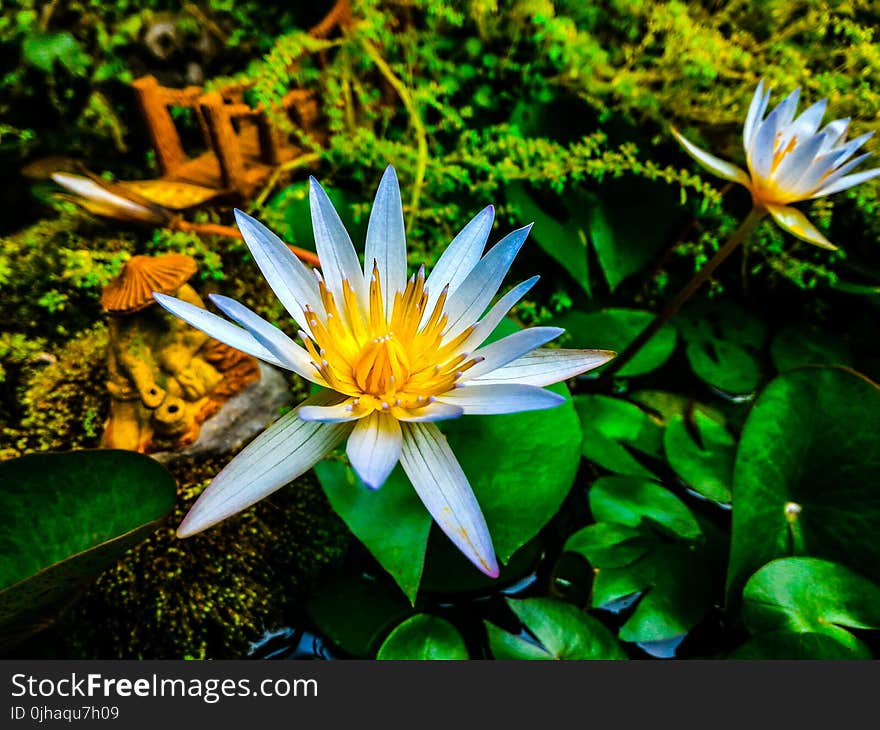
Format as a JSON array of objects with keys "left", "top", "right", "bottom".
[
  {"left": 377, "top": 615, "right": 468, "bottom": 660},
  {"left": 0, "top": 450, "right": 175, "bottom": 648}
]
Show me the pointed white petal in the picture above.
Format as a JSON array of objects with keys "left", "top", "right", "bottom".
[
  {"left": 52, "top": 172, "right": 160, "bottom": 223},
  {"left": 346, "top": 412, "right": 402, "bottom": 489},
  {"left": 298, "top": 398, "right": 362, "bottom": 422},
  {"left": 423, "top": 205, "right": 495, "bottom": 325},
  {"left": 808, "top": 152, "right": 875, "bottom": 197},
  {"left": 817, "top": 118, "right": 850, "bottom": 152},
  {"left": 457, "top": 276, "right": 539, "bottom": 353},
  {"left": 671, "top": 128, "right": 751, "bottom": 187},
  {"left": 442, "top": 224, "right": 532, "bottom": 339},
  {"left": 766, "top": 204, "right": 837, "bottom": 250},
  {"left": 813, "top": 166, "right": 880, "bottom": 197},
  {"left": 365, "top": 166, "right": 407, "bottom": 313},
  {"left": 773, "top": 87, "right": 801, "bottom": 129},
  {"left": 772, "top": 132, "right": 828, "bottom": 191},
  {"left": 399, "top": 422, "right": 498, "bottom": 577},
  {"left": 309, "top": 176, "right": 368, "bottom": 307},
  {"left": 472, "top": 348, "right": 616, "bottom": 386},
  {"left": 152, "top": 292, "right": 285, "bottom": 368},
  {"left": 209, "top": 294, "right": 321, "bottom": 383},
  {"left": 787, "top": 99, "right": 828, "bottom": 140},
  {"left": 750, "top": 103, "right": 786, "bottom": 179},
  {"left": 395, "top": 402, "right": 464, "bottom": 422},
  {"left": 439, "top": 383, "right": 565, "bottom": 415},
  {"left": 465, "top": 326, "right": 563, "bottom": 381},
  {"left": 743, "top": 80, "right": 769, "bottom": 150},
  {"left": 233, "top": 209, "right": 322, "bottom": 333},
  {"left": 177, "top": 391, "right": 351, "bottom": 537}
]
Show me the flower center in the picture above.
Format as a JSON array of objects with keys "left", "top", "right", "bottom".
[{"left": 299, "top": 262, "right": 480, "bottom": 417}]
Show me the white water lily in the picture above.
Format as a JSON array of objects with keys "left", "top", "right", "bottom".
[
  {"left": 672, "top": 80, "right": 880, "bottom": 250},
  {"left": 154, "top": 166, "right": 614, "bottom": 576}
]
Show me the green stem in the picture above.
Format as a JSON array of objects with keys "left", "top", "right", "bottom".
[{"left": 600, "top": 206, "right": 767, "bottom": 381}]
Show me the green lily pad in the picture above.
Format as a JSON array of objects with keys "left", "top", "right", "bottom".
[
  {"left": 376, "top": 614, "right": 468, "bottom": 660},
  {"left": 730, "top": 631, "right": 870, "bottom": 660},
  {"left": 741, "top": 557, "right": 880, "bottom": 657},
  {"left": 574, "top": 394, "right": 664, "bottom": 478},
  {"left": 629, "top": 390, "right": 727, "bottom": 427},
  {"left": 664, "top": 410, "right": 735, "bottom": 503},
  {"left": 487, "top": 597, "right": 626, "bottom": 660},
  {"left": 505, "top": 182, "right": 590, "bottom": 295},
  {"left": 726, "top": 367, "right": 880, "bottom": 600},
  {"left": 770, "top": 325, "right": 852, "bottom": 372},
  {"left": 307, "top": 573, "right": 412, "bottom": 658},
  {"left": 316, "top": 319, "right": 583, "bottom": 602},
  {"left": 677, "top": 301, "right": 766, "bottom": 395},
  {"left": 0, "top": 450, "right": 176, "bottom": 645},
  {"left": 557, "top": 309, "right": 677, "bottom": 378},
  {"left": 566, "top": 476, "right": 720, "bottom": 645}
]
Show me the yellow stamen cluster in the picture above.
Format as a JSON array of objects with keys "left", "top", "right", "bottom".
[{"left": 300, "top": 263, "right": 482, "bottom": 419}]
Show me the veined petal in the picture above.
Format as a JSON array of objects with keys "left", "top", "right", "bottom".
[
  {"left": 442, "top": 223, "right": 533, "bottom": 339},
  {"left": 209, "top": 294, "right": 321, "bottom": 383},
  {"left": 671, "top": 128, "right": 751, "bottom": 187},
  {"left": 465, "top": 326, "right": 563, "bottom": 381},
  {"left": 812, "top": 166, "right": 880, "bottom": 198},
  {"left": 423, "top": 205, "right": 495, "bottom": 324},
  {"left": 152, "top": 292, "right": 285, "bottom": 369},
  {"left": 439, "top": 383, "right": 565, "bottom": 415},
  {"left": 472, "top": 348, "right": 616, "bottom": 386},
  {"left": 346, "top": 412, "right": 402, "bottom": 489},
  {"left": 766, "top": 204, "right": 836, "bottom": 250},
  {"left": 309, "top": 176, "right": 368, "bottom": 308},
  {"left": 177, "top": 390, "right": 352, "bottom": 537},
  {"left": 233, "top": 209, "right": 322, "bottom": 333},
  {"left": 400, "top": 422, "right": 498, "bottom": 577},
  {"left": 743, "top": 80, "right": 769, "bottom": 151},
  {"left": 365, "top": 166, "right": 407, "bottom": 314},
  {"left": 394, "top": 402, "right": 464, "bottom": 422},
  {"left": 457, "top": 276, "right": 539, "bottom": 354},
  {"left": 298, "top": 398, "right": 362, "bottom": 422}
]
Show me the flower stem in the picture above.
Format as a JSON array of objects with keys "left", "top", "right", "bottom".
[{"left": 600, "top": 206, "right": 766, "bottom": 381}]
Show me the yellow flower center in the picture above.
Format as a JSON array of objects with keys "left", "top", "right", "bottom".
[
  {"left": 750, "top": 133, "right": 800, "bottom": 205},
  {"left": 300, "top": 263, "right": 480, "bottom": 418}
]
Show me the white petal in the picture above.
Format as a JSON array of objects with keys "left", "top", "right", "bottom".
[
  {"left": 439, "top": 383, "right": 565, "bottom": 415},
  {"left": 772, "top": 132, "right": 827, "bottom": 191},
  {"left": 298, "top": 398, "right": 362, "bottom": 422},
  {"left": 177, "top": 391, "right": 351, "bottom": 537},
  {"left": 743, "top": 80, "right": 770, "bottom": 151},
  {"left": 52, "top": 172, "right": 160, "bottom": 223},
  {"left": 817, "top": 118, "right": 850, "bottom": 152},
  {"left": 472, "top": 348, "right": 616, "bottom": 386},
  {"left": 457, "top": 276, "right": 539, "bottom": 354},
  {"left": 766, "top": 204, "right": 836, "bottom": 250},
  {"left": 809, "top": 151, "right": 876, "bottom": 197},
  {"left": 750, "top": 102, "right": 785, "bottom": 180},
  {"left": 787, "top": 99, "right": 828, "bottom": 140},
  {"left": 399, "top": 422, "right": 498, "bottom": 577},
  {"left": 773, "top": 87, "right": 801, "bottom": 129},
  {"left": 671, "top": 128, "right": 751, "bottom": 187},
  {"left": 442, "top": 224, "right": 532, "bottom": 339},
  {"left": 309, "top": 176, "right": 368, "bottom": 308},
  {"left": 233, "top": 209, "right": 322, "bottom": 333},
  {"left": 465, "top": 326, "right": 563, "bottom": 381},
  {"left": 209, "top": 294, "right": 321, "bottom": 383},
  {"left": 365, "top": 166, "right": 407, "bottom": 314},
  {"left": 812, "top": 166, "right": 880, "bottom": 197},
  {"left": 152, "top": 292, "right": 285, "bottom": 368},
  {"left": 395, "top": 402, "right": 464, "bottom": 422},
  {"left": 423, "top": 205, "right": 495, "bottom": 325},
  {"left": 346, "top": 412, "right": 402, "bottom": 489}
]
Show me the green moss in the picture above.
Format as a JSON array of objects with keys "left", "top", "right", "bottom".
[{"left": 62, "top": 461, "right": 348, "bottom": 659}]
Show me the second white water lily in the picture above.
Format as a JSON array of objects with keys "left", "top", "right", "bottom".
[
  {"left": 154, "top": 166, "right": 613, "bottom": 576},
  {"left": 672, "top": 80, "right": 880, "bottom": 249}
]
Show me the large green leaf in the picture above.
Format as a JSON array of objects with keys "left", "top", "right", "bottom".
[
  {"left": 376, "top": 614, "right": 468, "bottom": 660},
  {"left": 487, "top": 597, "right": 626, "bottom": 660},
  {"left": 316, "top": 320, "right": 583, "bottom": 602},
  {"left": 574, "top": 394, "right": 663, "bottom": 478},
  {"left": 566, "top": 476, "right": 721, "bottom": 645},
  {"left": 676, "top": 301, "right": 766, "bottom": 395},
  {"left": 22, "top": 32, "right": 90, "bottom": 75},
  {"left": 585, "top": 177, "right": 680, "bottom": 292},
  {"left": 741, "top": 557, "right": 880, "bottom": 657},
  {"left": 505, "top": 182, "right": 590, "bottom": 295},
  {"left": 307, "top": 573, "right": 412, "bottom": 658},
  {"left": 730, "top": 631, "right": 870, "bottom": 660},
  {"left": 726, "top": 367, "right": 880, "bottom": 599},
  {"left": 663, "top": 410, "right": 734, "bottom": 503},
  {"left": 557, "top": 309, "right": 677, "bottom": 378},
  {"left": 0, "top": 450, "right": 176, "bottom": 644}
]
